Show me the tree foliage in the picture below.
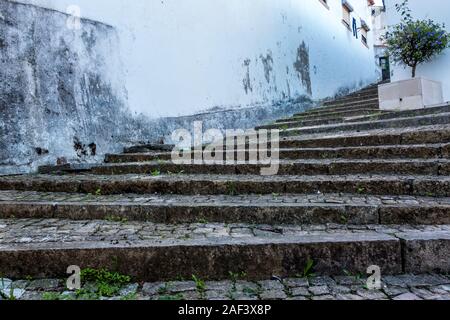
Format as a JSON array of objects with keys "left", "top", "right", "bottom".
[{"left": 384, "top": 0, "right": 450, "bottom": 77}]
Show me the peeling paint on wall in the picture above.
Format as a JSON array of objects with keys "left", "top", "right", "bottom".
[
  {"left": 242, "top": 58, "right": 252, "bottom": 94},
  {"left": 293, "top": 41, "right": 312, "bottom": 96},
  {"left": 260, "top": 51, "right": 274, "bottom": 84}
]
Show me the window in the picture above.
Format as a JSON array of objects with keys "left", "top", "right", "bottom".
[
  {"left": 342, "top": 0, "right": 354, "bottom": 30},
  {"left": 319, "top": 0, "right": 329, "bottom": 10},
  {"left": 360, "top": 19, "right": 370, "bottom": 47}
]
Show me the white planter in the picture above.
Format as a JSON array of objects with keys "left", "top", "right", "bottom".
[{"left": 379, "top": 77, "right": 444, "bottom": 111}]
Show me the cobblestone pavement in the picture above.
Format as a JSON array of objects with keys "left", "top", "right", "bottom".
[
  {"left": 1, "top": 274, "right": 449, "bottom": 300},
  {"left": 0, "top": 218, "right": 449, "bottom": 245},
  {"left": 281, "top": 124, "right": 450, "bottom": 141},
  {"left": 1, "top": 190, "right": 449, "bottom": 206}
]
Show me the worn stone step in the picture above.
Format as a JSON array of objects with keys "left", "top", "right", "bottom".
[
  {"left": 277, "top": 109, "right": 386, "bottom": 123},
  {"left": 263, "top": 117, "right": 348, "bottom": 130},
  {"left": 105, "top": 144, "right": 450, "bottom": 164},
  {"left": 1, "top": 219, "right": 449, "bottom": 280},
  {"left": 279, "top": 126, "right": 450, "bottom": 149},
  {"left": 9, "top": 273, "right": 450, "bottom": 300},
  {"left": 322, "top": 97, "right": 380, "bottom": 109},
  {"left": 0, "top": 191, "right": 448, "bottom": 225},
  {"left": 0, "top": 174, "right": 449, "bottom": 197},
  {"left": 273, "top": 105, "right": 450, "bottom": 130},
  {"left": 282, "top": 113, "right": 450, "bottom": 137},
  {"left": 295, "top": 103, "right": 379, "bottom": 117},
  {"left": 323, "top": 91, "right": 378, "bottom": 106},
  {"left": 343, "top": 104, "right": 450, "bottom": 124},
  {"left": 124, "top": 144, "right": 175, "bottom": 154},
  {"left": 327, "top": 87, "right": 379, "bottom": 100},
  {"left": 89, "top": 159, "right": 450, "bottom": 176}
]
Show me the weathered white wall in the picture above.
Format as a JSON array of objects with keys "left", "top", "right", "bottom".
[
  {"left": 15, "top": 0, "right": 379, "bottom": 118},
  {"left": 385, "top": 0, "right": 450, "bottom": 102}
]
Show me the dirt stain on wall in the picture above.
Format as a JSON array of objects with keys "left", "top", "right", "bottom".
[
  {"left": 242, "top": 58, "right": 252, "bottom": 94},
  {"left": 260, "top": 51, "right": 274, "bottom": 84},
  {"left": 293, "top": 41, "right": 312, "bottom": 96}
]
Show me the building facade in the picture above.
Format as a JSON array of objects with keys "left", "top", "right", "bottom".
[
  {"left": 1, "top": 0, "right": 381, "bottom": 173},
  {"left": 384, "top": 0, "right": 450, "bottom": 102}
]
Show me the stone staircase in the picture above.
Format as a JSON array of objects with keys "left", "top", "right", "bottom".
[{"left": 0, "top": 83, "right": 449, "bottom": 284}]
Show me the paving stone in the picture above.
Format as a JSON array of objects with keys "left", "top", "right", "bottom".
[
  {"left": 309, "top": 286, "right": 330, "bottom": 296},
  {"left": 142, "top": 282, "right": 166, "bottom": 296},
  {"left": 330, "top": 285, "right": 352, "bottom": 294},
  {"left": 312, "top": 295, "right": 335, "bottom": 300},
  {"left": 283, "top": 278, "right": 309, "bottom": 288},
  {"left": 290, "top": 287, "right": 310, "bottom": 297},
  {"left": 258, "top": 280, "right": 285, "bottom": 291},
  {"left": 259, "top": 289, "right": 287, "bottom": 300},
  {"left": 119, "top": 283, "right": 139, "bottom": 296},
  {"left": 0, "top": 278, "right": 12, "bottom": 290},
  {"left": 335, "top": 294, "right": 364, "bottom": 300},
  {"left": 27, "top": 279, "right": 61, "bottom": 291},
  {"left": 11, "top": 280, "right": 29, "bottom": 290},
  {"left": 393, "top": 293, "right": 422, "bottom": 300},
  {"left": 382, "top": 286, "right": 410, "bottom": 297},
  {"left": 356, "top": 289, "right": 388, "bottom": 300},
  {"left": 1, "top": 288, "right": 26, "bottom": 299},
  {"left": 19, "top": 291, "right": 46, "bottom": 300},
  {"left": 309, "top": 276, "right": 336, "bottom": 286}
]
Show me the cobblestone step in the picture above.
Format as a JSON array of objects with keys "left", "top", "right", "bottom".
[
  {"left": 323, "top": 93, "right": 379, "bottom": 106},
  {"left": 323, "top": 87, "right": 379, "bottom": 103},
  {"left": 322, "top": 97, "right": 380, "bottom": 109},
  {"left": 1, "top": 174, "right": 449, "bottom": 197},
  {"left": 282, "top": 113, "right": 450, "bottom": 137},
  {"left": 343, "top": 104, "right": 450, "bottom": 124},
  {"left": 269, "top": 105, "right": 450, "bottom": 130},
  {"left": 276, "top": 109, "right": 386, "bottom": 123},
  {"left": 124, "top": 144, "right": 175, "bottom": 154},
  {"left": 279, "top": 126, "right": 450, "bottom": 148},
  {"left": 105, "top": 144, "right": 449, "bottom": 164},
  {"left": 6, "top": 273, "right": 449, "bottom": 300},
  {"left": 294, "top": 102, "right": 379, "bottom": 117},
  {"left": 89, "top": 159, "right": 450, "bottom": 176},
  {"left": 0, "top": 219, "right": 448, "bottom": 280},
  {"left": 0, "top": 191, "right": 448, "bottom": 225}
]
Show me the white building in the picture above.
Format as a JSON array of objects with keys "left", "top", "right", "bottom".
[
  {"left": 15, "top": 0, "right": 380, "bottom": 118},
  {"left": 1, "top": 0, "right": 381, "bottom": 173},
  {"left": 384, "top": 0, "right": 450, "bottom": 102}
]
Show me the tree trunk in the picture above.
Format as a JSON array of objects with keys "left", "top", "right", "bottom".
[{"left": 412, "top": 64, "right": 417, "bottom": 78}]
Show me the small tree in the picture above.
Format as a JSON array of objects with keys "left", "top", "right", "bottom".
[{"left": 384, "top": 0, "right": 450, "bottom": 78}]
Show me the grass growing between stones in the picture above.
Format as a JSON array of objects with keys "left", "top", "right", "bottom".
[{"left": 42, "top": 268, "right": 133, "bottom": 300}]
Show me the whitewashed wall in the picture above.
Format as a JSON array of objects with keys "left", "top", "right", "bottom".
[
  {"left": 385, "top": 0, "right": 450, "bottom": 102},
  {"left": 15, "top": 0, "right": 378, "bottom": 118}
]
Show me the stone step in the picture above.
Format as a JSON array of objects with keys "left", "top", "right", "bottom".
[
  {"left": 279, "top": 126, "right": 450, "bottom": 149},
  {"left": 312, "top": 98, "right": 380, "bottom": 111},
  {"left": 323, "top": 93, "right": 379, "bottom": 106},
  {"left": 11, "top": 273, "right": 450, "bottom": 301},
  {"left": 272, "top": 105, "right": 450, "bottom": 130},
  {"left": 124, "top": 144, "right": 175, "bottom": 154},
  {"left": 107, "top": 127, "right": 450, "bottom": 157},
  {"left": 295, "top": 102, "right": 379, "bottom": 117},
  {"left": 0, "top": 174, "right": 449, "bottom": 197},
  {"left": 343, "top": 104, "right": 450, "bottom": 124},
  {"left": 265, "top": 117, "right": 348, "bottom": 129},
  {"left": 0, "top": 191, "right": 448, "bottom": 225},
  {"left": 89, "top": 159, "right": 450, "bottom": 176},
  {"left": 0, "top": 219, "right": 448, "bottom": 280},
  {"left": 105, "top": 144, "right": 450, "bottom": 164},
  {"left": 277, "top": 109, "right": 386, "bottom": 123},
  {"left": 328, "top": 87, "right": 379, "bottom": 100},
  {"left": 282, "top": 113, "right": 450, "bottom": 137}
]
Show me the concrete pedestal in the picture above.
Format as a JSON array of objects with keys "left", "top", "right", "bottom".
[{"left": 379, "top": 78, "right": 444, "bottom": 111}]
